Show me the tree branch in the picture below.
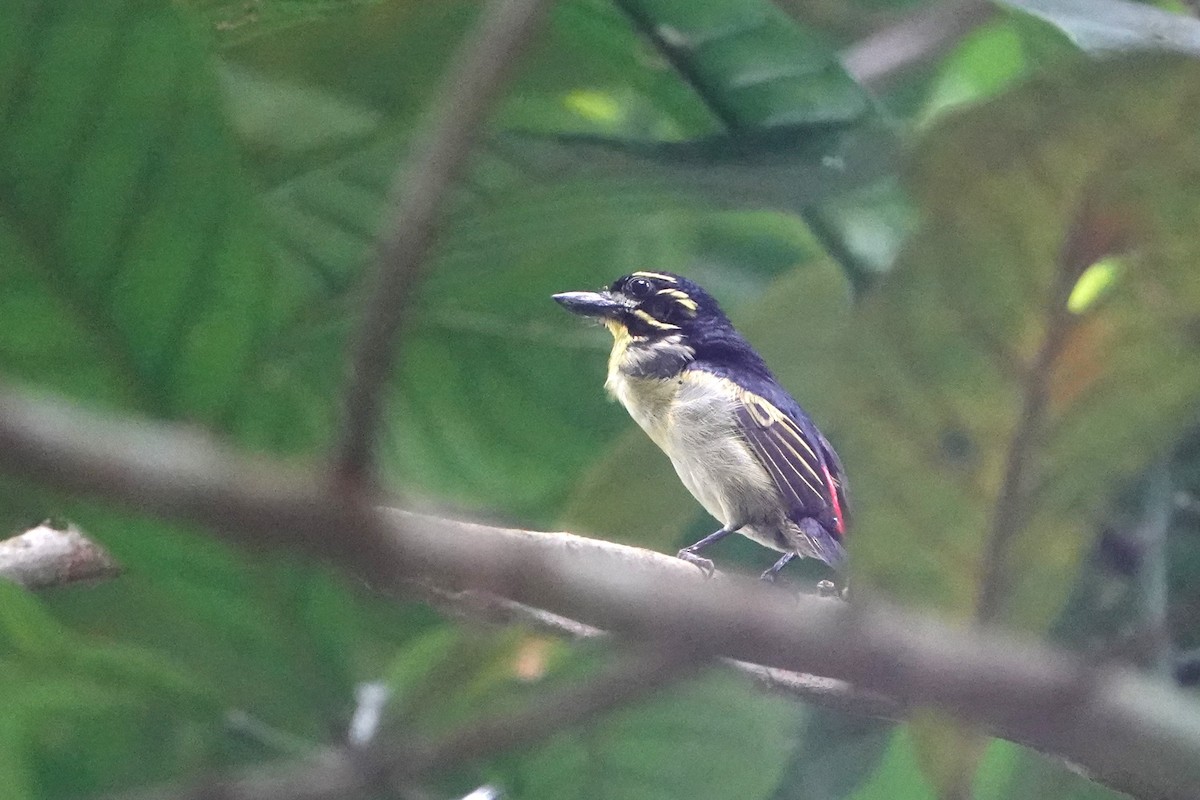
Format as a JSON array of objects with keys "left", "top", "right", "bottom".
[
  {"left": 0, "top": 523, "right": 120, "bottom": 590},
  {"left": 333, "top": 0, "right": 554, "bottom": 485},
  {"left": 3, "top": 385, "right": 1200, "bottom": 800}
]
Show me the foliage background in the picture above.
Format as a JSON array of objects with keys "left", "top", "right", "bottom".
[{"left": 2, "top": 0, "right": 1200, "bottom": 798}]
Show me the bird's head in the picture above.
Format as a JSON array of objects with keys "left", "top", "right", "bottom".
[{"left": 552, "top": 271, "right": 726, "bottom": 344}]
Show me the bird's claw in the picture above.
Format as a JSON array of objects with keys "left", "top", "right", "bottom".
[
  {"left": 758, "top": 567, "right": 778, "bottom": 583},
  {"left": 676, "top": 549, "right": 715, "bottom": 577}
]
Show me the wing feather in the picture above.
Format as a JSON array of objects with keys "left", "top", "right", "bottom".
[{"left": 734, "top": 391, "right": 847, "bottom": 536}]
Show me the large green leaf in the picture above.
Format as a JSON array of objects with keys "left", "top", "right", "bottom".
[
  {"left": 613, "top": 0, "right": 871, "bottom": 128},
  {"left": 0, "top": 0, "right": 272, "bottom": 423},
  {"left": 609, "top": 0, "right": 905, "bottom": 281},
  {"left": 0, "top": 581, "right": 220, "bottom": 797},
  {"left": 0, "top": 4, "right": 447, "bottom": 793}
]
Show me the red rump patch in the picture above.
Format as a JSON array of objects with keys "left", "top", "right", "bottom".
[{"left": 822, "top": 462, "right": 845, "bottom": 537}]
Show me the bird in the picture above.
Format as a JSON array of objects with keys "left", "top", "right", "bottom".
[{"left": 553, "top": 271, "right": 849, "bottom": 581}]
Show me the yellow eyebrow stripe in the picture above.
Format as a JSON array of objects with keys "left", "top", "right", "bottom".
[{"left": 632, "top": 271, "right": 677, "bottom": 283}]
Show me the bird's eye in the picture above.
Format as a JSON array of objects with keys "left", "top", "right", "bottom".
[{"left": 626, "top": 277, "right": 653, "bottom": 299}]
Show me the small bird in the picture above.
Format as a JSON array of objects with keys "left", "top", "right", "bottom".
[{"left": 553, "top": 271, "right": 849, "bottom": 581}]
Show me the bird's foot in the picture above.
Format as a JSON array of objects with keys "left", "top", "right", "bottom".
[
  {"left": 676, "top": 549, "right": 715, "bottom": 577},
  {"left": 816, "top": 579, "right": 838, "bottom": 597},
  {"left": 760, "top": 551, "right": 797, "bottom": 583}
]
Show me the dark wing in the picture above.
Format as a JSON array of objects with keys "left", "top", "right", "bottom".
[{"left": 733, "top": 391, "right": 848, "bottom": 537}]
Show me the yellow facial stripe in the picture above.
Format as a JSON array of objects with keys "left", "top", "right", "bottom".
[
  {"left": 633, "top": 309, "right": 681, "bottom": 331},
  {"left": 631, "top": 271, "right": 677, "bottom": 283}
]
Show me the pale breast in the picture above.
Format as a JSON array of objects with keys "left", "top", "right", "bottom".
[
  {"left": 665, "top": 377, "right": 780, "bottom": 532},
  {"left": 607, "top": 364, "right": 782, "bottom": 538}
]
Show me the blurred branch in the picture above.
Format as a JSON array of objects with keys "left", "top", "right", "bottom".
[
  {"left": 332, "top": 0, "right": 553, "bottom": 485},
  {"left": 422, "top": 584, "right": 904, "bottom": 719},
  {"left": 0, "top": 522, "right": 120, "bottom": 590},
  {"left": 840, "top": 0, "right": 995, "bottom": 89},
  {"left": 4, "top": 386, "right": 1200, "bottom": 800}
]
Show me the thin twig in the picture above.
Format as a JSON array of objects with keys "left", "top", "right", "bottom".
[
  {"left": 332, "top": 0, "right": 554, "bottom": 485},
  {"left": 0, "top": 523, "right": 120, "bottom": 590},
  {"left": 3, "top": 385, "right": 1200, "bottom": 800},
  {"left": 412, "top": 645, "right": 702, "bottom": 776},
  {"left": 840, "top": 0, "right": 995, "bottom": 89},
  {"left": 420, "top": 583, "right": 902, "bottom": 718}
]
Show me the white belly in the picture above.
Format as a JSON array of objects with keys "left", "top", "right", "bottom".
[{"left": 606, "top": 369, "right": 784, "bottom": 548}]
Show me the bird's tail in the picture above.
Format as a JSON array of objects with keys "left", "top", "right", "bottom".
[{"left": 796, "top": 517, "right": 847, "bottom": 571}]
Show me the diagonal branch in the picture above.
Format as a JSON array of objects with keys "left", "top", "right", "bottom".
[
  {"left": 332, "top": 0, "right": 554, "bottom": 485},
  {"left": 3, "top": 385, "right": 1200, "bottom": 800}
]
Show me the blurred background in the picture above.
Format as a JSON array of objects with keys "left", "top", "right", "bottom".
[{"left": 3, "top": 0, "right": 1200, "bottom": 798}]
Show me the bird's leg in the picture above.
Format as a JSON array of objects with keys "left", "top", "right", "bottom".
[
  {"left": 676, "top": 527, "right": 735, "bottom": 577},
  {"left": 760, "top": 552, "right": 797, "bottom": 582}
]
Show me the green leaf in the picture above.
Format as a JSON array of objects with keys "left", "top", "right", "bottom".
[
  {"left": 0, "top": 0, "right": 272, "bottom": 424},
  {"left": 503, "top": 670, "right": 799, "bottom": 800},
  {"left": 772, "top": 711, "right": 895, "bottom": 800},
  {"left": 917, "top": 15, "right": 1078, "bottom": 122},
  {"left": 979, "top": 740, "right": 1130, "bottom": 800},
  {"left": 609, "top": 0, "right": 903, "bottom": 281},
  {"left": 612, "top": 0, "right": 871, "bottom": 128},
  {"left": 849, "top": 729, "right": 936, "bottom": 800}
]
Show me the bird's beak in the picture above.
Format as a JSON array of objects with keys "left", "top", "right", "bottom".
[{"left": 552, "top": 290, "right": 629, "bottom": 319}]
